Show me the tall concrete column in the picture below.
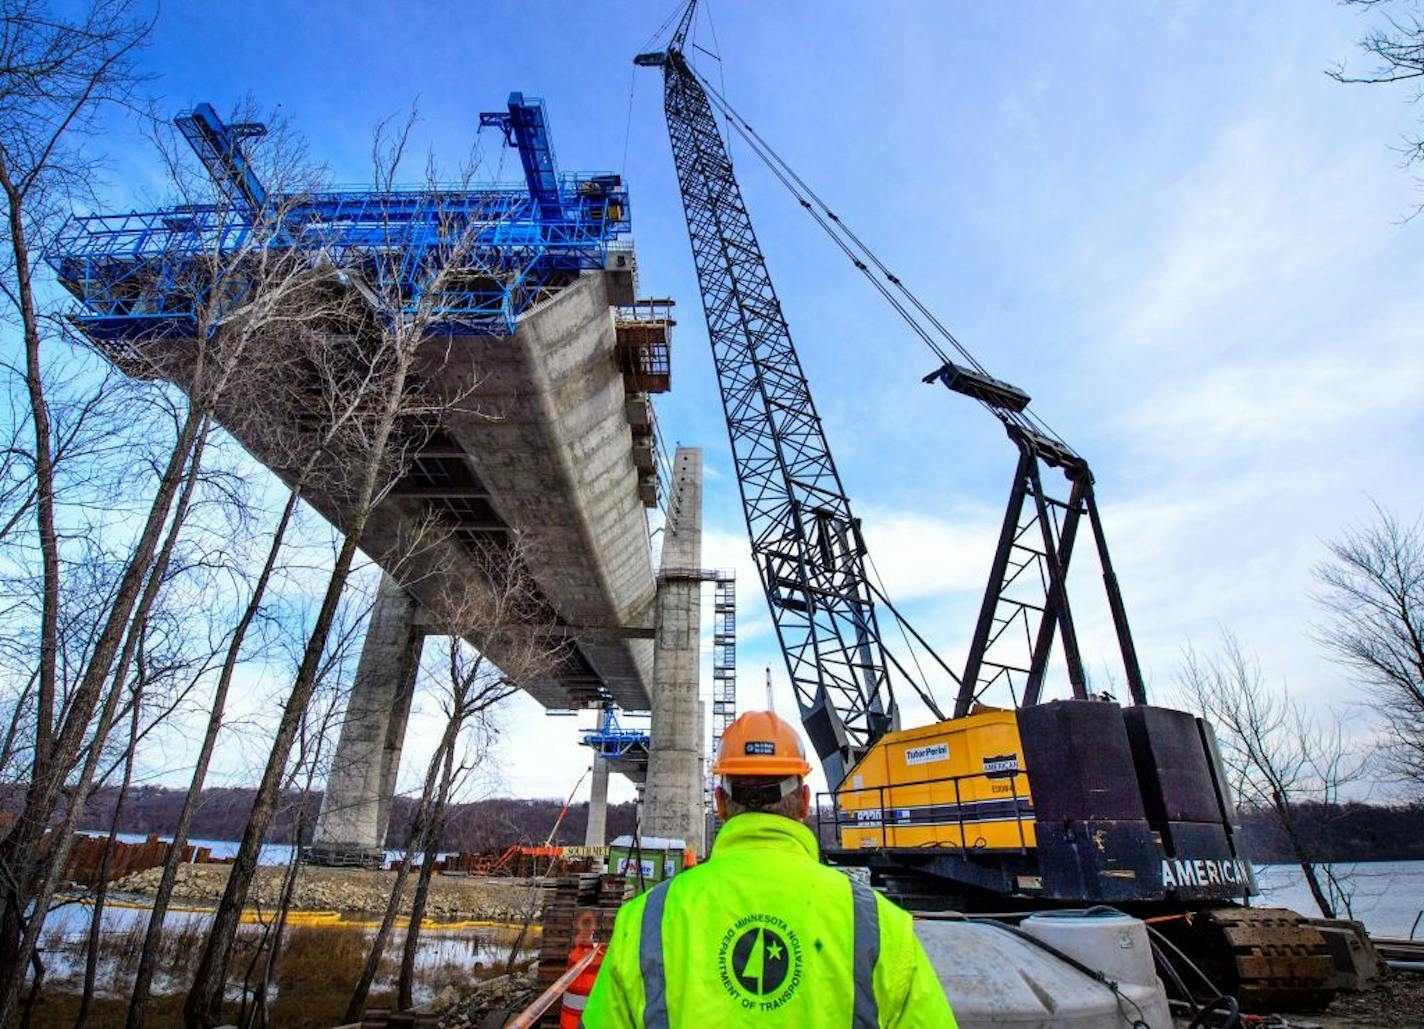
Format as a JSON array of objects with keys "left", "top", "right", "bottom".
[
  {"left": 584, "top": 756, "right": 610, "bottom": 847},
  {"left": 644, "top": 448, "right": 706, "bottom": 855},
  {"left": 310, "top": 573, "right": 424, "bottom": 866}
]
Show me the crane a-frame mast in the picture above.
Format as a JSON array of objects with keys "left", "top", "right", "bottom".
[{"left": 637, "top": 8, "right": 897, "bottom": 786}]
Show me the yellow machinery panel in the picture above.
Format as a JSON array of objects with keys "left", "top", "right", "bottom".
[{"left": 836, "top": 708, "right": 1036, "bottom": 851}]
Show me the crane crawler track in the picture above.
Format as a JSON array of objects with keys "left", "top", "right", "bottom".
[{"left": 1195, "top": 906, "right": 1336, "bottom": 1012}]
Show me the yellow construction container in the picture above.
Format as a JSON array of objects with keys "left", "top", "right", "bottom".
[{"left": 836, "top": 708, "right": 1036, "bottom": 851}]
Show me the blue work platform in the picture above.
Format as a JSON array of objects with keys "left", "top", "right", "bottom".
[{"left": 46, "top": 93, "right": 631, "bottom": 340}]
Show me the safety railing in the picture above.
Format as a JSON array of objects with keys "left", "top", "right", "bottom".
[{"left": 816, "top": 765, "right": 1034, "bottom": 858}]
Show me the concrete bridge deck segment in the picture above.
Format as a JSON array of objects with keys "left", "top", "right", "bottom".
[
  {"left": 299, "top": 268, "right": 662, "bottom": 713},
  {"left": 418, "top": 270, "right": 658, "bottom": 711}
]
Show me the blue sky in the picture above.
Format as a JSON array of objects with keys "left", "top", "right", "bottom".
[{"left": 96, "top": 2, "right": 1424, "bottom": 805}]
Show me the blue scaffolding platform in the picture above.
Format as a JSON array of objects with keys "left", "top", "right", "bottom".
[
  {"left": 46, "top": 94, "right": 631, "bottom": 340},
  {"left": 581, "top": 705, "right": 650, "bottom": 762}
]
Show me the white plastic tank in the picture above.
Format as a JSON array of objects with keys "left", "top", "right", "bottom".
[{"left": 915, "top": 910, "right": 1172, "bottom": 1028}]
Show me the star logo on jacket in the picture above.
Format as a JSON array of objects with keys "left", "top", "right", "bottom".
[{"left": 717, "top": 913, "right": 804, "bottom": 1011}]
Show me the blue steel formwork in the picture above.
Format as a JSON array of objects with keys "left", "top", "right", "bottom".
[{"left": 45, "top": 95, "right": 631, "bottom": 343}]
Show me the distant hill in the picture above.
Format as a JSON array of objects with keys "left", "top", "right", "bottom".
[
  {"left": 64, "top": 785, "right": 638, "bottom": 852},
  {"left": 1237, "top": 801, "right": 1424, "bottom": 863}
]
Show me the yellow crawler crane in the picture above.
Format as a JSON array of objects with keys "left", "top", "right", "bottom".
[{"left": 639, "top": 0, "right": 1341, "bottom": 1012}]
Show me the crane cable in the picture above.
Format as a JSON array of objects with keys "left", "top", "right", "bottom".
[
  {"left": 675, "top": 50, "right": 965, "bottom": 719},
  {"left": 689, "top": 64, "right": 1077, "bottom": 454}
]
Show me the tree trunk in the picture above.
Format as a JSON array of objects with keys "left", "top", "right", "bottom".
[
  {"left": 245, "top": 809, "right": 306, "bottom": 1029},
  {"left": 126, "top": 485, "right": 302, "bottom": 1029},
  {"left": 344, "top": 742, "right": 445, "bottom": 1024},
  {"left": 1273, "top": 788, "right": 1335, "bottom": 919},
  {"left": 0, "top": 146, "right": 60, "bottom": 795},
  {"left": 0, "top": 401, "right": 206, "bottom": 1019},
  {"left": 0, "top": 413, "right": 211, "bottom": 1020},
  {"left": 75, "top": 675, "right": 144, "bottom": 1028},
  {"left": 185, "top": 334, "right": 417, "bottom": 1026},
  {"left": 182, "top": 526, "right": 364, "bottom": 1028},
  {"left": 398, "top": 724, "right": 459, "bottom": 1010}
]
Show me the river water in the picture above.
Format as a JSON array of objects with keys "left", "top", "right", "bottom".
[
  {"left": 1253, "top": 860, "right": 1424, "bottom": 938},
  {"left": 39, "top": 899, "right": 529, "bottom": 1004}
]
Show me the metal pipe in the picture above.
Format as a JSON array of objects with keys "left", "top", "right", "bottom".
[{"left": 505, "top": 943, "right": 604, "bottom": 1029}]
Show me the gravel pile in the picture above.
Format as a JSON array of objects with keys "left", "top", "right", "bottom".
[{"left": 111, "top": 865, "right": 540, "bottom": 921}]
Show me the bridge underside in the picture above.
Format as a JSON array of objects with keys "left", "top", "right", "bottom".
[{"left": 114, "top": 269, "right": 659, "bottom": 711}]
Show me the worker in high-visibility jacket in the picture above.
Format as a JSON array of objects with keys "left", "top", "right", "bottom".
[{"left": 582, "top": 710, "right": 956, "bottom": 1027}]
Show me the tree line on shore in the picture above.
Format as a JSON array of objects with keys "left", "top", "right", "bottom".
[
  {"left": 1237, "top": 802, "right": 1424, "bottom": 864},
  {"left": 43, "top": 785, "right": 1424, "bottom": 866},
  {"left": 48, "top": 785, "right": 640, "bottom": 854}
]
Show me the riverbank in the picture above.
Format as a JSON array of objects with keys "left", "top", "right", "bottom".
[
  {"left": 29, "top": 894, "right": 537, "bottom": 1028},
  {"left": 112, "top": 864, "right": 541, "bottom": 922}
]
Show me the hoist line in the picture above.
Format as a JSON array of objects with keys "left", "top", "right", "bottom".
[{"left": 690, "top": 65, "right": 1076, "bottom": 452}]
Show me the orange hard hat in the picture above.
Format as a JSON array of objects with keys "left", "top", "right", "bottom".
[{"left": 713, "top": 711, "right": 812, "bottom": 778}]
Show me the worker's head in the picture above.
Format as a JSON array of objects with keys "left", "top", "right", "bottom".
[{"left": 712, "top": 711, "right": 812, "bottom": 822}]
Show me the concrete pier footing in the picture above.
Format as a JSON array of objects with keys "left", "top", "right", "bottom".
[
  {"left": 643, "top": 448, "right": 707, "bottom": 856},
  {"left": 309, "top": 573, "right": 424, "bottom": 866}
]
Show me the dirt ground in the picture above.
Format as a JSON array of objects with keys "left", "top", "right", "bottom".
[
  {"left": 1311, "top": 968, "right": 1424, "bottom": 1027},
  {"left": 1163, "top": 969, "right": 1423, "bottom": 1028},
  {"left": 111, "top": 864, "right": 541, "bottom": 922}
]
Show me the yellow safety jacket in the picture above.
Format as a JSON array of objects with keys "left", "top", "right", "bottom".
[{"left": 582, "top": 813, "right": 956, "bottom": 1028}]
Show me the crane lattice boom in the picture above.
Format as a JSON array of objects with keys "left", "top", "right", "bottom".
[{"left": 637, "top": 43, "right": 897, "bottom": 785}]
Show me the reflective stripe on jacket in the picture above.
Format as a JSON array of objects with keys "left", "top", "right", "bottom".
[{"left": 581, "top": 813, "right": 956, "bottom": 1028}]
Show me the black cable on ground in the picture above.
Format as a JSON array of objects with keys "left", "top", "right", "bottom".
[
  {"left": 1186, "top": 993, "right": 1241, "bottom": 1029},
  {"left": 1145, "top": 922, "right": 1228, "bottom": 1000},
  {"left": 1150, "top": 937, "right": 1200, "bottom": 1015}
]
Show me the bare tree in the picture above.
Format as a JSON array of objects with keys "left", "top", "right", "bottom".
[
  {"left": 236, "top": 599, "right": 355, "bottom": 1029},
  {"left": 182, "top": 108, "right": 495, "bottom": 1027},
  {"left": 1314, "top": 503, "right": 1424, "bottom": 795},
  {"left": 1179, "top": 633, "right": 1366, "bottom": 918},
  {"left": 12, "top": 411, "right": 216, "bottom": 1019},
  {"left": 1330, "top": 0, "right": 1424, "bottom": 214},
  {"left": 0, "top": 69, "right": 363, "bottom": 1013},
  {"left": 390, "top": 552, "right": 562, "bottom": 1013},
  {"left": 0, "top": 3, "right": 153, "bottom": 1010},
  {"left": 123, "top": 481, "right": 304, "bottom": 1028}
]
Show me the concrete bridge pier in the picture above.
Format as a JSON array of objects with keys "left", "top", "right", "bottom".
[
  {"left": 309, "top": 573, "right": 425, "bottom": 866},
  {"left": 584, "top": 756, "right": 610, "bottom": 847},
  {"left": 643, "top": 447, "right": 706, "bottom": 856}
]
